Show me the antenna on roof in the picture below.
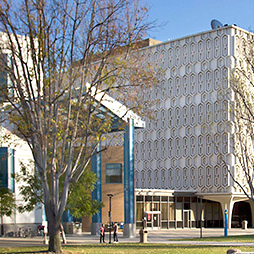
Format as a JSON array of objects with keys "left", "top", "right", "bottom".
[{"left": 211, "top": 19, "right": 223, "bottom": 29}]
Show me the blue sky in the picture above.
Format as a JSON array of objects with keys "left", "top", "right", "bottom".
[{"left": 146, "top": 0, "right": 254, "bottom": 42}]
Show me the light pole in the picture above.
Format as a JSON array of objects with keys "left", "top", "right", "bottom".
[
  {"left": 0, "top": 197, "right": 3, "bottom": 236},
  {"left": 107, "top": 194, "right": 113, "bottom": 244},
  {"left": 200, "top": 197, "right": 202, "bottom": 238}
]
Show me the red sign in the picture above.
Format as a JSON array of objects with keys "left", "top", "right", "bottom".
[{"left": 147, "top": 214, "right": 151, "bottom": 221}]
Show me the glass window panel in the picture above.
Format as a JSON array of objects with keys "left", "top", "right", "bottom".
[
  {"left": 184, "top": 197, "right": 190, "bottom": 202},
  {"left": 145, "top": 202, "right": 151, "bottom": 211},
  {"left": 0, "top": 54, "right": 7, "bottom": 101},
  {"left": 184, "top": 202, "right": 190, "bottom": 210},
  {"left": 152, "top": 202, "right": 160, "bottom": 211},
  {"left": 105, "top": 163, "right": 122, "bottom": 184},
  {"left": 145, "top": 196, "right": 152, "bottom": 201},
  {"left": 169, "top": 203, "right": 175, "bottom": 220},
  {"left": 136, "top": 203, "right": 144, "bottom": 221},
  {"left": 192, "top": 197, "right": 197, "bottom": 203},
  {"left": 161, "top": 203, "right": 168, "bottom": 220},
  {"left": 161, "top": 196, "right": 168, "bottom": 202},
  {"left": 0, "top": 147, "right": 8, "bottom": 188},
  {"left": 153, "top": 196, "right": 160, "bottom": 201},
  {"left": 0, "top": 147, "right": 15, "bottom": 192},
  {"left": 136, "top": 195, "right": 143, "bottom": 202},
  {"left": 162, "top": 222, "right": 168, "bottom": 229},
  {"left": 169, "top": 197, "right": 174, "bottom": 202},
  {"left": 177, "top": 197, "right": 183, "bottom": 202}
]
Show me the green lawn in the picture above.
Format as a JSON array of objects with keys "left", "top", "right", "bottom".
[
  {"left": 0, "top": 244, "right": 253, "bottom": 254},
  {"left": 173, "top": 234, "right": 254, "bottom": 242}
]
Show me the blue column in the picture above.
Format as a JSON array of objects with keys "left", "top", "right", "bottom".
[
  {"left": 224, "top": 209, "right": 228, "bottom": 237},
  {"left": 124, "top": 119, "right": 135, "bottom": 237},
  {"left": 92, "top": 143, "right": 102, "bottom": 225}
]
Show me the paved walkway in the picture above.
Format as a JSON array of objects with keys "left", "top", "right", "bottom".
[{"left": 1, "top": 228, "right": 254, "bottom": 247}]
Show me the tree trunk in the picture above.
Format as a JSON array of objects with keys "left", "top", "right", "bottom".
[
  {"left": 48, "top": 229, "right": 62, "bottom": 253},
  {"left": 48, "top": 215, "right": 62, "bottom": 253}
]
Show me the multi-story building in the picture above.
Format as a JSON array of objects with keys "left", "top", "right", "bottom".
[
  {"left": 134, "top": 24, "right": 254, "bottom": 229},
  {"left": 2, "top": 24, "right": 254, "bottom": 234},
  {"left": 98, "top": 24, "right": 254, "bottom": 231}
]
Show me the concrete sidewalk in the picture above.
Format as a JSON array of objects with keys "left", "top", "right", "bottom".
[{"left": 1, "top": 228, "right": 254, "bottom": 247}]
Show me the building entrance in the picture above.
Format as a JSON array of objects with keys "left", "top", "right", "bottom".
[
  {"left": 183, "top": 210, "right": 191, "bottom": 228},
  {"left": 145, "top": 211, "right": 161, "bottom": 229},
  {"left": 232, "top": 201, "right": 252, "bottom": 228}
]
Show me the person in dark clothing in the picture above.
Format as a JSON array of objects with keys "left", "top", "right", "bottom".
[
  {"left": 100, "top": 224, "right": 105, "bottom": 243},
  {"left": 113, "top": 222, "right": 118, "bottom": 243}
]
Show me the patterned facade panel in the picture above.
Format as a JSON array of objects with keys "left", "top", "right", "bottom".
[{"left": 134, "top": 27, "right": 243, "bottom": 194}]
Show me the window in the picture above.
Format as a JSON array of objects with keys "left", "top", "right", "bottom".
[
  {"left": 105, "top": 163, "right": 122, "bottom": 184},
  {"left": 0, "top": 54, "right": 8, "bottom": 101},
  {"left": 0, "top": 148, "right": 8, "bottom": 188},
  {"left": 0, "top": 147, "right": 15, "bottom": 192},
  {"left": 136, "top": 195, "right": 144, "bottom": 202},
  {"left": 136, "top": 202, "right": 144, "bottom": 221},
  {"left": 161, "top": 203, "right": 168, "bottom": 220},
  {"left": 169, "top": 203, "right": 175, "bottom": 220}
]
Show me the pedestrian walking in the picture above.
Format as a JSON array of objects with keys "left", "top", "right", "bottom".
[
  {"left": 113, "top": 222, "right": 118, "bottom": 243},
  {"left": 100, "top": 224, "right": 105, "bottom": 243}
]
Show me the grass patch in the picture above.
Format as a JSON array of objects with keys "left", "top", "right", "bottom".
[
  {"left": 0, "top": 244, "right": 253, "bottom": 254},
  {"left": 172, "top": 234, "right": 254, "bottom": 242},
  {"left": 0, "top": 246, "right": 48, "bottom": 254}
]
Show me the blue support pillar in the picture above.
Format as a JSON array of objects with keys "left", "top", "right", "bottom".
[
  {"left": 91, "top": 143, "right": 102, "bottom": 235},
  {"left": 123, "top": 119, "right": 136, "bottom": 238},
  {"left": 224, "top": 209, "right": 228, "bottom": 237}
]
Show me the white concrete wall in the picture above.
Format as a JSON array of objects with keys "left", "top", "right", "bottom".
[{"left": 0, "top": 126, "right": 43, "bottom": 230}]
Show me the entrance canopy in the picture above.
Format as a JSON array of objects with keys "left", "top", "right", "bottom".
[{"left": 87, "top": 83, "right": 145, "bottom": 131}]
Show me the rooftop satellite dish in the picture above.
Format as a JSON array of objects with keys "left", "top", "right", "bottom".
[{"left": 211, "top": 19, "right": 223, "bottom": 29}]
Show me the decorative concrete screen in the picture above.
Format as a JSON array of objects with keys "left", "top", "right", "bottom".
[{"left": 134, "top": 26, "right": 242, "bottom": 194}]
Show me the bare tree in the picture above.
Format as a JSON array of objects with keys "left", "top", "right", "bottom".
[
  {"left": 229, "top": 33, "right": 254, "bottom": 202},
  {"left": 0, "top": 0, "right": 156, "bottom": 252}
]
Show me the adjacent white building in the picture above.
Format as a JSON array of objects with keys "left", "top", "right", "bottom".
[
  {"left": 0, "top": 127, "right": 44, "bottom": 235},
  {"left": 0, "top": 32, "right": 43, "bottom": 235}
]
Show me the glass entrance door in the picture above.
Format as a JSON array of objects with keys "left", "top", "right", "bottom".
[
  {"left": 183, "top": 210, "right": 191, "bottom": 228},
  {"left": 152, "top": 213, "right": 160, "bottom": 229},
  {"left": 144, "top": 212, "right": 161, "bottom": 229}
]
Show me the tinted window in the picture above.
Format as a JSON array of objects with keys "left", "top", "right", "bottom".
[{"left": 105, "top": 163, "right": 122, "bottom": 184}]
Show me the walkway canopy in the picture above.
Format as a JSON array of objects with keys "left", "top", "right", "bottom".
[{"left": 87, "top": 83, "right": 145, "bottom": 238}]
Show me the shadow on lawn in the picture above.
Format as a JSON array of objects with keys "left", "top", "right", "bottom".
[
  {"left": 66, "top": 244, "right": 230, "bottom": 250},
  {"left": 4, "top": 252, "right": 48, "bottom": 254},
  {"left": 2, "top": 244, "right": 240, "bottom": 253}
]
